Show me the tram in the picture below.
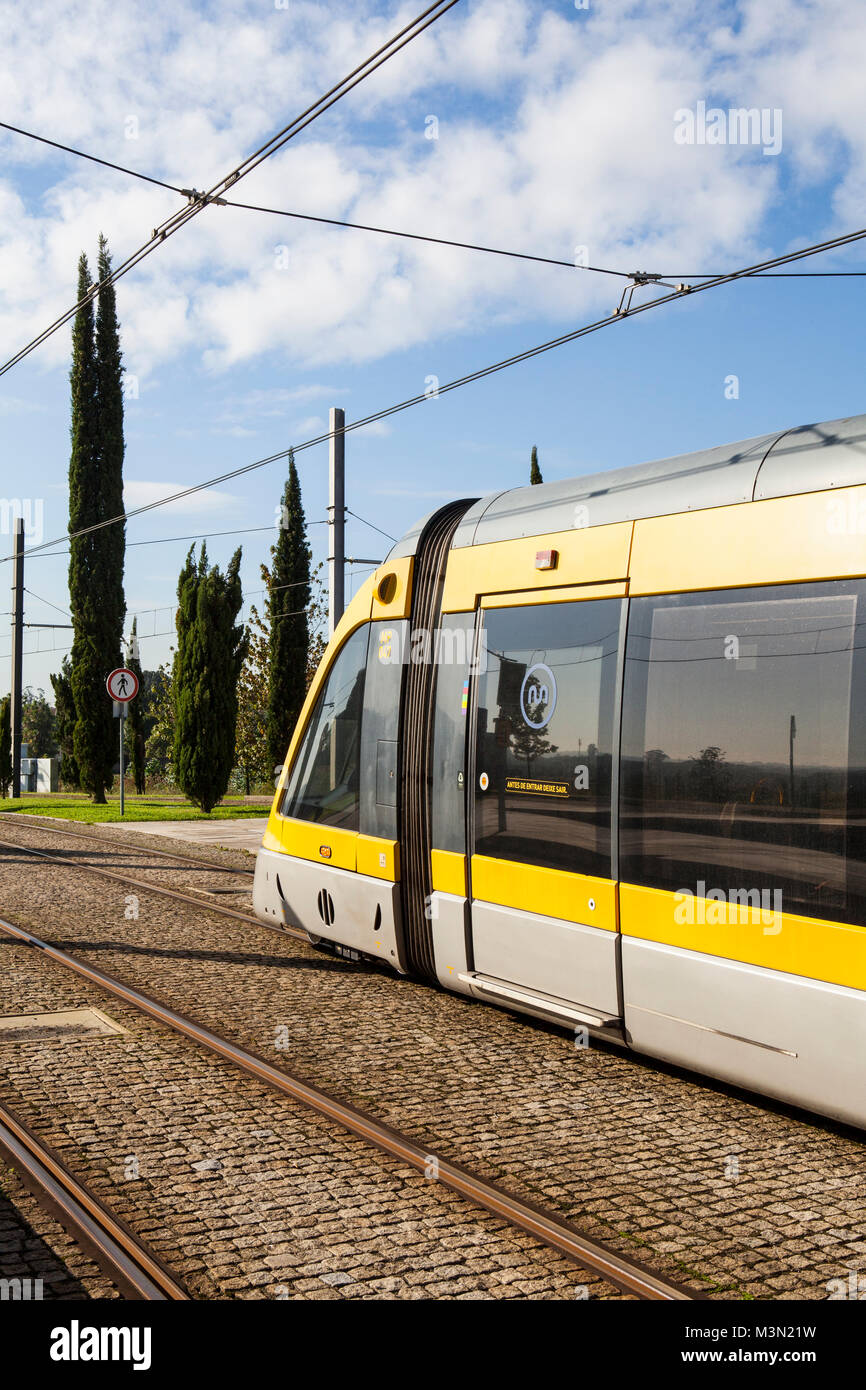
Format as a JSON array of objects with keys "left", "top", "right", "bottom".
[{"left": 254, "top": 413, "right": 866, "bottom": 1128}]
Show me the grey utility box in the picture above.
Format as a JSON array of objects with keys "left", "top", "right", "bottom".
[{"left": 35, "top": 758, "right": 60, "bottom": 793}]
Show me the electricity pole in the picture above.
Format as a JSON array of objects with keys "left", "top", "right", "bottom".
[
  {"left": 10, "top": 517, "right": 24, "bottom": 798},
  {"left": 328, "top": 406, "right": 345, "bottom": 638}
]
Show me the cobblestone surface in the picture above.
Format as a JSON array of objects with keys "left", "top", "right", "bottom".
[
  {"left": 0, "top": 933, "right": 618, "bottom": 1301},
  {"left": 2, "top": 816, "right": 865, "bottom": 1300},
  {"left": 0, "top": 1161, "right": 118, "bottom": 1300}
]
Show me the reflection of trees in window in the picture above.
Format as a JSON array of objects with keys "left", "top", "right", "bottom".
[
  {"left": 282, "top": 626, "right": 368, "bottom": 828},
  {"left": 644, "top": 748, "right": 669, "bottom": 800},
  {"left": 304, "top": 667, "right": 363, "bottom": 818},
  {"left": 509, "top": 722, "right": 559, "bottom": 775},
  {"left": 333, "top": 668, "right": 364, "bottom": 799},
  {"left": 689, "top": 746, "right": 730, "bottom": 802}
]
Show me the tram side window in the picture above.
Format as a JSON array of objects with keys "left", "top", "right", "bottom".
[
  {"left": 359, "top": 620, "right": 408, "bottom": 841},
  {"left": 281, "top": 625, "right": 369, "bottom": 829},
  {"left": 619, "top": 580, "right": 866, "bottom": 927},
  {"left": 431, "top": 614, "right": 477, "bottom": 855},
  {"left": 474, "top": 599, "right": 621, "bottom": 877}
]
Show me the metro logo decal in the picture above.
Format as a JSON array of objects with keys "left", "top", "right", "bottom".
[{"left": 519, "top": 662, "right": 557, "bottom": 729}]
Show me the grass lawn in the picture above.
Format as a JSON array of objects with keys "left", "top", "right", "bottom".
[{"left": 0, "top": 795, "right": 273, "bottom": 824}]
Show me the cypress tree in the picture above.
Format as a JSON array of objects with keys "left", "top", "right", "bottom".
[
  {"left": 173, "top": 544, "right": 247, "bottom": 813},
  {"left": 530, "top": 445, "right": 543, "bottom": 485},
  {"left": 267, "top": 451, "right": 310, "bottom": 770},
  {"left": 68, "top": 239, "right": 126, "bottom": 802},
  {"left": 50, "top": 659, "right": 80, "bottom": 788},
  {"left": 95, "top": 234, "right": 126, "bottom": 612},
  {"left": 0, "top": 695, "right": 11, "bottom": 798},
  {"left": 125, "top": 618, "right": 146, "bottom": 794}
]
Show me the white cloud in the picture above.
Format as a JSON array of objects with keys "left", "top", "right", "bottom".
[
  {"left": 217, "top": 383, "right": 349, "bottom": 420},
  {"left": 0, "top": 394, "right": 49, "bottom": 416},
  {"left": 123, "top": 480, "right": 238, "bottom": 515},
  {"left": 0, "top": 0, "right": 864, "bottom": 381},
  {"left": 351, "top": 418, "right": 391, "bottom": 438}
]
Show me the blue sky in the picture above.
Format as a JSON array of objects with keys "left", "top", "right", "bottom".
[{"left": 1, "top": 0, "right": 864, "bottom": 697}]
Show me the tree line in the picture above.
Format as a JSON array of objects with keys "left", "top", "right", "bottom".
[{"left": 0, "top": 237, "right": 319, "bottom": 811}]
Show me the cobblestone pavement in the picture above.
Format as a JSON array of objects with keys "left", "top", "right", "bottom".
[
  {"left": 0, "top": 932, "right": 619, "bottom": 1300},
  {"left": 0, "top": 1161, "right": 118, "bottom": 1300},
  {"left": 1, "top": 817, "right": 865, "bottom": 1300}
]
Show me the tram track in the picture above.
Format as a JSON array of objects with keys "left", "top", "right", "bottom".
[
  {"left": 0, "top": 1099, "right": 189, "bottom": 1300},
  {"left": 0, "top": 833, "right": 296, "bottom": 941},
  {"left": 0, "top": 828, "right": 696, "bottom": 1301},
  {"left": 0, "top": 812, "right": 256, "bottom": 877}
]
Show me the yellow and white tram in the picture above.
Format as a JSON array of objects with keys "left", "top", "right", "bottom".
[{"left": 254, "top": 413, "right": 866, "bottom": 1128}]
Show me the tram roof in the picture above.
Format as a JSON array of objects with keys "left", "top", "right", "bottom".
[{"left": 388, "top": 413, "right": 866, "bottom": 557}]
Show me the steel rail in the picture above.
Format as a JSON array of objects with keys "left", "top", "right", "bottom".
[
  {"left": 0, "top": 894, "right": 696, "bottom": 1301},
  {"left": 0, "top": 812, "right": 256, "bottom": 876},
  {"left": 0, "top": 1101, "right": 189, "bottom": 1299},
  {"left": 0, "top": 836, "right": 295, "bottom": 939}
]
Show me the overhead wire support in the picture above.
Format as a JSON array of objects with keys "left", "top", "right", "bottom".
[
  {"left": 180, "top": 189, "right": 228, "bottom": 208},
  {"left": 0, "top": 0, "right": 460, "bottom": 382},
  {"left": 614, "top": 272, "right": 692, "bottom": 317}
]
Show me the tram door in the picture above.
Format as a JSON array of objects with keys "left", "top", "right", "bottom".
[{"left": 466, "top": 590, "right": 624, "bottom": 1022}]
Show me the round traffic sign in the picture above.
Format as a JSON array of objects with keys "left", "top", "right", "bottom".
[{"left": 106, "top": 667, "right": 139, "bottom": 702}]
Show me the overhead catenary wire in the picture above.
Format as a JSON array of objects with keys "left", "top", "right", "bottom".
[
  {"left": 13, "top": 518, "right": 347, "bottom": 640},
  {"left": 0, "top": 0, "right": 460, "bottom": 382},
  {"left": 129, "top": 571, "right": 343, "bottom": 624},
  {"left": 13, "top": 629, "right": 176, "bottom": 659},
  {"left": 677, "top": 271, "right": 866, "bottom": 277},
  {"left": 225, "top": 196, "right": 633, "bottom": 276},
  {"left": 8, "top": 595, "right": 346, "bottom": 657},
  {"left": 2, "top": 563, "right": 363, "bottom": 658},
  {"left": 4, "top": 118, "right": 864, "bottom": 282},
  {"left": 5, "top": 571, "right": 332, "bottom": 654},
  {"left": 222, "top": 195, "right": 866, "bottom": 278},
  {"left": 21, "top": 519, "right": 331, "bottom": 562},
  {"left": 0, "top": 120, "right": 185, "bottom": 193},
  {"left": 7, "top": 222, "right": 866, "bottom": 569},
  {"left": 23, "top": 588, "right": 71, "bottom": 618},
  {"left": 345, "top": 509, "right": 396, "bottom": 542}
]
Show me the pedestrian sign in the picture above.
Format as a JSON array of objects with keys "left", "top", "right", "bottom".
[{"left": 106, "top": 667, "right": 139, "bottom": 702}]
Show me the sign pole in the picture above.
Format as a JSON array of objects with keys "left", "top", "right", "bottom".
[
  {"left": 119, "top": 706, "right": 125, "bottom": 816},
  {"left": 10, "top": 518, "right": 24, "bottom": 799},
  {"left": 107, "top": 670, "right": 138, "bottom": 818}
]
